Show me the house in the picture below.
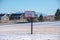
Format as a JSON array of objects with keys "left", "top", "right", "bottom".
[
  {"left": 1, "top": 14, "right": 9, "bottom": 23},
  {"left": 9, "top": 14, "right": 21, "bottom": 20},
  {"left": 0, "top": 14, "right": 5, "bottom": 23},
  {"left": 9, "top": 13, "right": 28, "bottom": 23},
  {"left": 0, "top": 14, "right": 9, "bottom": 23},
  {"left": 33, "top": 14, "right": 39, "bottom": 22},
  {"left": 43, "top": 15, "right": 55, "bottom": 21},
  {"left": 19, "top": 13, "right": 28, "bottom": 22},
  {"left": 9, "top": 13, "right": 22, "bottom": 23}
]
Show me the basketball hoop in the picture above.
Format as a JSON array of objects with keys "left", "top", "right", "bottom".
[{"left": 24, "top": 11, "right": 36, "bottom": 34}]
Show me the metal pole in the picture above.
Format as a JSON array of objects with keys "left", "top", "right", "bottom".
[{"left": 31, "top": 18, "right": 33, "bottom": 34}]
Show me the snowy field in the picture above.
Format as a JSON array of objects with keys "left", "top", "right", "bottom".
[
  {"left": 0, "top": 33, "right": 60, "bottom": 40},
  {"left": 0, "top": 21, "right": 60, "bottom": 40}
]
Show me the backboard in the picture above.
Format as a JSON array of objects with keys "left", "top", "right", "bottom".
[{"left": 25, "top": 11, "right": 35, "bottom": 18}]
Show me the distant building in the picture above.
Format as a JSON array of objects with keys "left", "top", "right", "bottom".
[
  {"left": 9, "top": 14, "right": 21, "bottom": 20},
  {"left": 1, "top": 14, "right": 9, "bottom": 23},
  {"left": 9, "top": 13, "right": 22, "bottom": 23},
  {"left": 19, "top": 13, "right": 28, "bottom": 22},
  {"left": 0, "top": 14, "right": 5, "bottom": 23},
  {"left": 9, "top": 13, "right": 28, "bottom": 23},
  {"left": 43, "top": 15, "right": 55, "bottom": 21},
  {"left": 0, "top": 11, "right": 39, "bottom": 23}
]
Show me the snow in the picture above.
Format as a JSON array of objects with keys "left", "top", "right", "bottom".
[
  {"left": 0, "top": 33, "right": 60, "bottom": 40},
  {"left": 0, "top": 21, "right": 60, "bottom": 40}
]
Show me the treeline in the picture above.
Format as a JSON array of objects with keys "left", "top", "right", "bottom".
[
  {"left": 38, "top": 9, "right": 60, "bottom": 21},
  {"left": 55, "top": 9, "right": 60, "bottom": 21}
]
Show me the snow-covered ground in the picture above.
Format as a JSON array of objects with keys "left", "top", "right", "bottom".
[
  {"left": 0, "top": 21, "right": 60, "bottom": 40},
  {"left": 0, "top": 33, "right": 60, "bottom": 40}
]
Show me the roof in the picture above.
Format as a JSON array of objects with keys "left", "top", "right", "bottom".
[
  {"left": 9, "top": 14, "right": 22, "bottom": 20},
  {"left": 0, "top": 14, "right": 5, "bottom": 16}
]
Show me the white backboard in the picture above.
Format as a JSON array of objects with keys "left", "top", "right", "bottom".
[{"left": 25, "top": 11, "right": 35, "bottom": 18}]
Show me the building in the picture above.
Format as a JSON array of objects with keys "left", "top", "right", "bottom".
[
  {"left": 0, "top": 14, "right": 10, "bottom": 23},
  {"left": 0, "top": 14, "right": 5, "bottom": 23},
  {"left": 19, "top": 13, "right": 28, "bottom": 22},
  {"left": 0, "top": 11, "right": 39, "bottom": 23},
  {"left": 9, "top": 14, "right": 21, "bottom": 20},
  {"left": 9, "top": 13, "right": 28, "bottom": 23},
  {"left": 1, "top": 14, "right": 9, "bottom": 23},
  {"left": 43, "top": 15, "right": 55, "bottom": 21},
  {"left": 9, "top": 13, "right": 22, "bottom": 23}
]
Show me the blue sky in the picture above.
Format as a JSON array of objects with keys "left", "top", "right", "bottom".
[{"left": 0, "top": 0, "right": 60, "bottom": 15}]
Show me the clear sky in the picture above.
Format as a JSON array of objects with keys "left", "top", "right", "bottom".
[{"left": 0, "top": 0, "right": 60, "bottom": 15}]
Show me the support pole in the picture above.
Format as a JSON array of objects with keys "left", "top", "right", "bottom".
[{"left": 31, "top": 18, "right": 33, "bottom": 34}]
